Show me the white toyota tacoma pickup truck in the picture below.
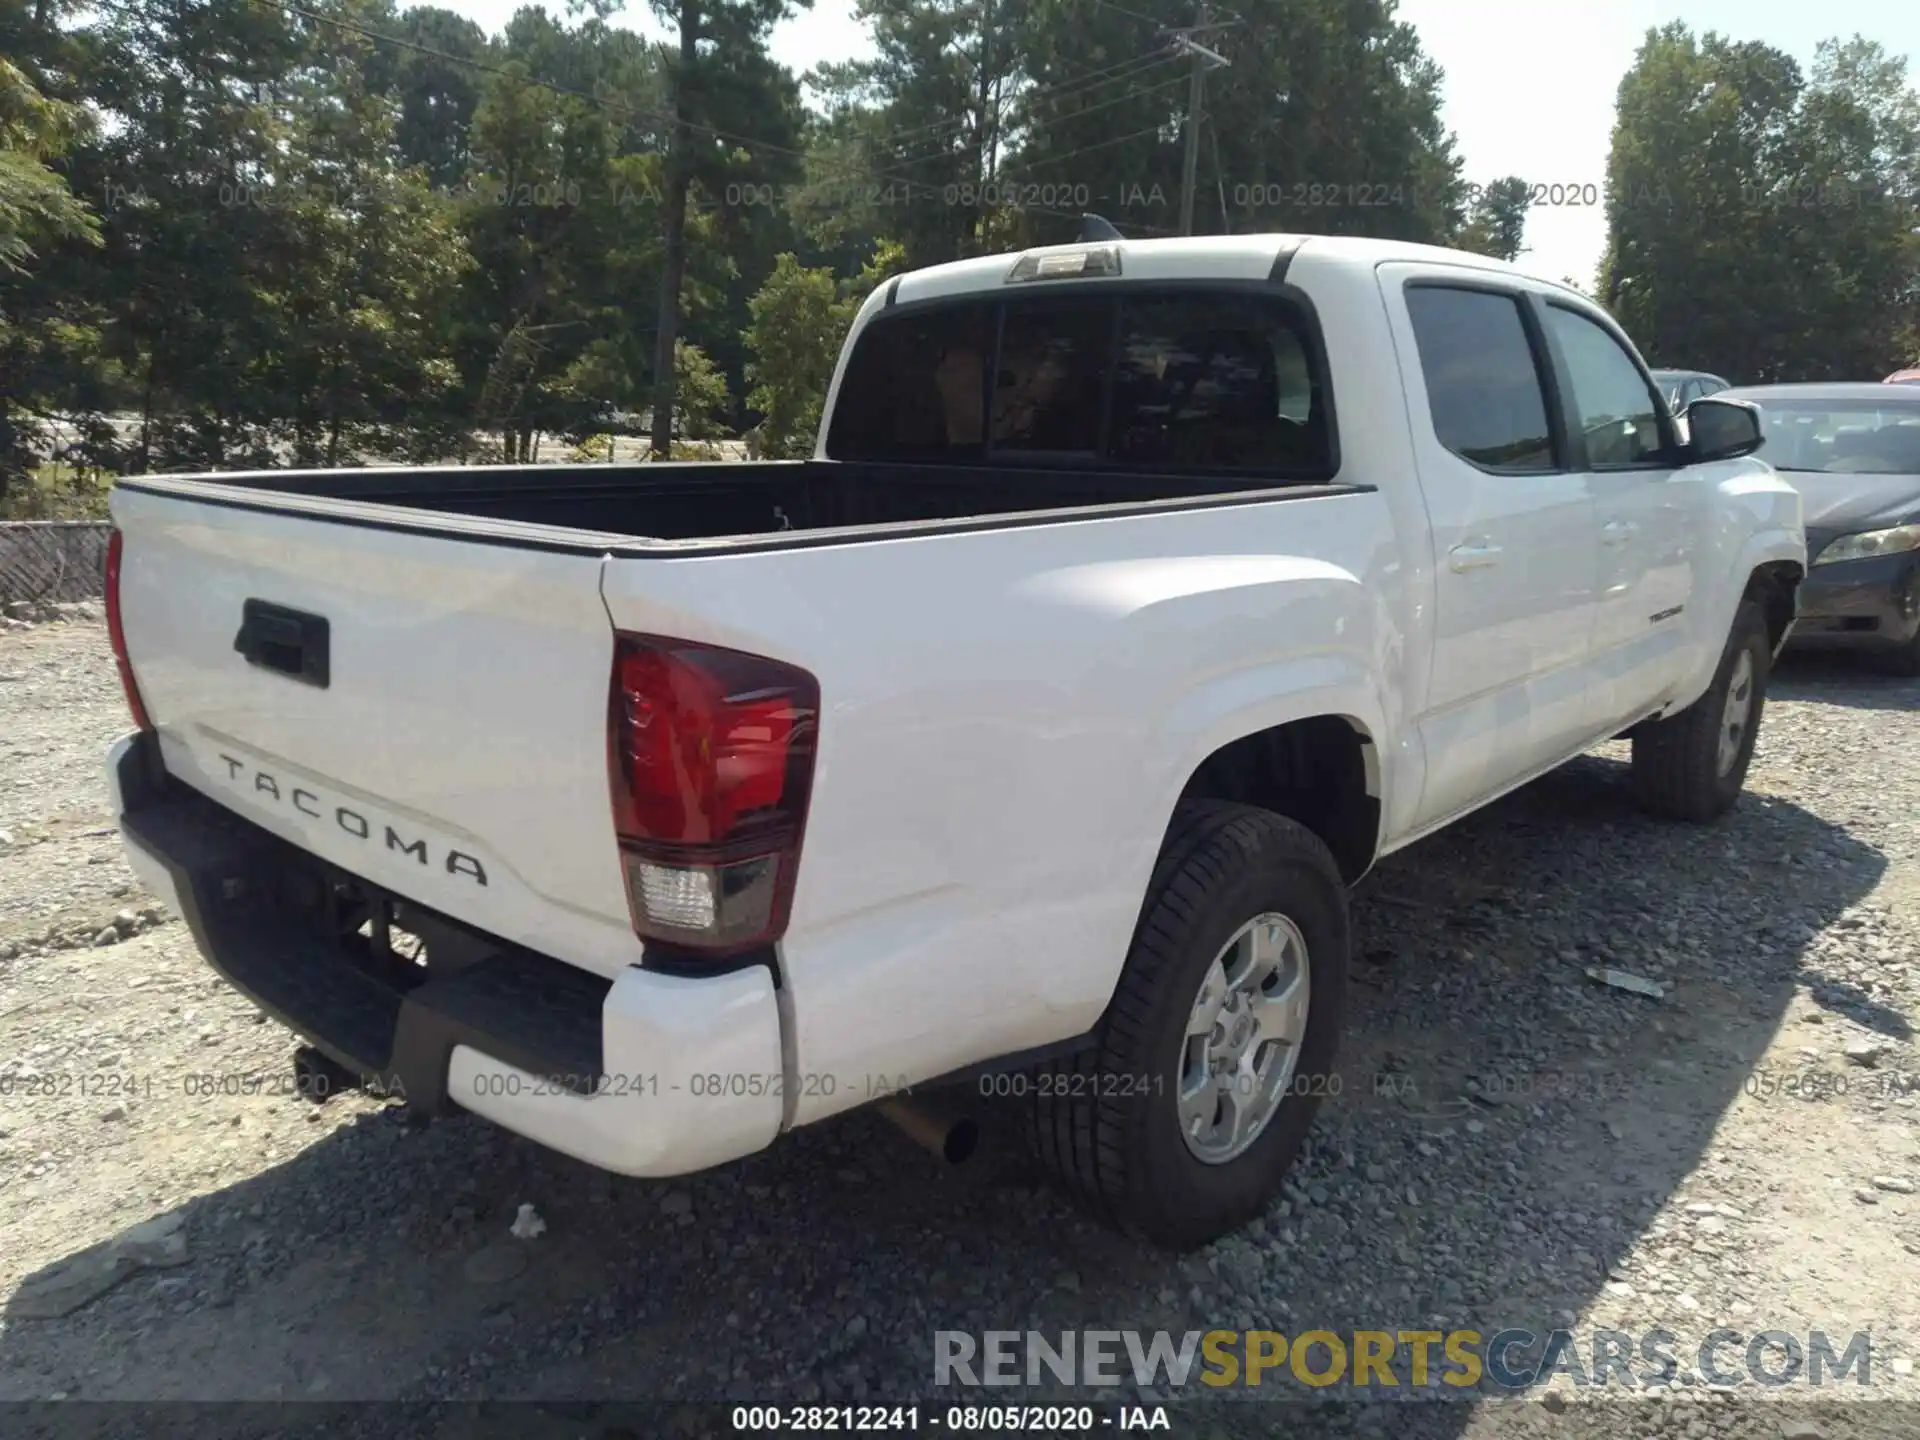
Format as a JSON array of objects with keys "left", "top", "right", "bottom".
[{"left": 104, "top": 230, "right": 1805, "bottom": 1249}]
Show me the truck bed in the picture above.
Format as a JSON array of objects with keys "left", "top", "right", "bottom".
[{"left": 120, "top": 458, "right": 1335, "bottom": 547}]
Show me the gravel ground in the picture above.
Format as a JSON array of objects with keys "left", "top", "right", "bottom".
[{"left": 3, "top": 616, "right": 1919, "bottom": 1440}]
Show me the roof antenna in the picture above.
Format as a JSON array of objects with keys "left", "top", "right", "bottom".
[{"left": 1079, "top": 213, "right": 1124, "bottom": 243}]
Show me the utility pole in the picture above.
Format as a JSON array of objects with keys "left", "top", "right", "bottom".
[
  {"left": 1169, "top": 5, "right": 1232, "bottom": 236},
  {"left": 1177, "top": 2, "right": 1206, "bottom": 237},
  {"left": 1209, "top": 121, "right": 1231, "bottom": 233}
]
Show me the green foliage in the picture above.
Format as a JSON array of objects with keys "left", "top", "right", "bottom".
[
  {"left": 1000, "top": 0, "right": 1465, "bottom": 247},
  {"left": 262, "top": 19, "right": 475, "bottom": 465},
  {"left": 744, "top": 254, "right": 845, "bottom": 457},
  {"left": 0, "top": 462, "right": 111, "bottom": 520},
  {"left": 674, "top": 340, "right": 733, "bottom": 440},
  {"left": 0, "top": 57, "right": 98, "bottom": 274},
  {"left": 0, "top": 54, "right": 101, "bottom": 495},
  {"left": 1, "top": 0, "right": 1916, "bottom": 487},
  {"left": 1457, "top": 177, "right": 1532, "bottom": 262},
  {"left": 744, "top": 241, "right": 905, "bottom": 458},
  {"left": 806, "top": 0, "right": 1018, "bottom": 267},
  {"left": 1601, "top": 25, "right": 1920, "bottom": 381}
]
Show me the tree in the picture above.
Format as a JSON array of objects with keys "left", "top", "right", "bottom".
[
  {"left": 672, "top": 338, "right": 731, "bottom": 439},
  {"left": 1001, "top": 0, "right": 1466, "bottom": 248},
  {"left": 743, "top": 253, "right": 841, "bottom": 457},
  {"left": 0, "top": 58, "right": 96, "bottom": 274},
  {"left": 74, "top": 0, "right": 313, "bottom": 469},
  {"left": 262, "top": 13, "right": 472, "bottom": 465},
  {"left": 1599, "top": 25, "right": 1920, "bottom": 381},
  {"left": 647, "top": 0, "right": 810, "bottom": 459},
  {"left": 0, "top": 54, "right": 101, "bottom": 495},
  {"left": 1778, "top": 39, "right": 1920, "bottom": 377},
  {"left": 808, "top": 0, "right": 1021, "bottom": 268},
  {"left": 457, "top": 59, "right": 611, "bottom": 460},
  {"left": 361, "top": 5, "right": 492, "bottom": 190},
  {"left": 1457, "top": 176, "right": 1531, "bottom": 261},
  {"left": 744, "top": 240, "right": 903, "bottom": 458}
]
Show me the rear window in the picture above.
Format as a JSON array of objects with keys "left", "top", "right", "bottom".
[
  {"left": 993, "top": 299, "right": 1110, "bottom": 455},
  {"left": 823, "top": 301, "right": 996, "bottom": 462},
  {"left": 825, "top": 290, "right": 1333, "bottom": 479}
]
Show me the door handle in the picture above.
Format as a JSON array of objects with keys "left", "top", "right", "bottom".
[
  {"left": 1601, "top": 519, "right": 1638, "bottom": 547},
  {"left": 234, "top": 598, "right": 331, "bottom": 688},
  {"left": 1448, "top": 543, "right": 1503, "bottom": 572}
]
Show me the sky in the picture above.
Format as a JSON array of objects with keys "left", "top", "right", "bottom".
[{"left": 438, "top": 0, "right": 1920, "bottom": 290}]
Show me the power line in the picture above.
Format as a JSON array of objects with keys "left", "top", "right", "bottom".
[
  {"left": 886, "top": 68, "right": 1189, "bottom": 168},
  {"left": 825, "top": 51, "right": 1182, "bottom": 166},
  {"left": 1089, "top": 0, "right": 1170, "bottom": 30},
  {"left": 852, "top": 44, "right": 1190, "bottom": 181},
  {"left": 1018, "top": 120, "right": 1181, "bottom": 173},
  {"left": 1020, "top": 68, "right": 1189, "bottom": 122},
  {"left": 806, "top": 35, "right": 1167, "bottom": 147}
]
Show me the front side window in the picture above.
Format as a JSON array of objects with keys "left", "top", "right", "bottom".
[
  {"left": 1403, "top": 285, "right": 1555, "bottom": 472},
  {"left": 1544, "top": 304, "right": 1665, "bottom": 468},
  {"left": 825, "top": 289, "right": 1332, "bottom": 478}
]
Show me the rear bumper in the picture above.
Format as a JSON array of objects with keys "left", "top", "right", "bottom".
[
  {"left": 1787, "top": 550, "right": 1920, "bottom": 653},
  {"left": 106, "top": 731, "right": 784, "bottom": 1177}
]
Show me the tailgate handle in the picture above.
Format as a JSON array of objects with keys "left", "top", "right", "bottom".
[{"left": 234, "top": 600, "right": 330, "bottom": 688}]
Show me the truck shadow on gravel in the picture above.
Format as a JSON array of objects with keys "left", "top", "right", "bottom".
[
  {"left": 1772, "top": 653, "right": 1920, "bottom": 712},
  {"left": 1, "top": 751, "right": 1897, "bottom": 1440}
]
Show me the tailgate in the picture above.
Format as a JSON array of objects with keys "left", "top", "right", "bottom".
[{"left": 111, "top": 481, "right": 640, "bottom": 978}]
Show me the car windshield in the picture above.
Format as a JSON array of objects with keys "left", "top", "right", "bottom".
[{"left": 1752, "top": 401, "right": 1920, "bottom": 473}]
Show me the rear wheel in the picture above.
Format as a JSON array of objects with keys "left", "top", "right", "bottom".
[
  {"left": 1630, "top": 598, "right": 1769, "bottom": 821},
  {"left": 1028, "top": 800, "right": 1348, "bottom": 1250}
]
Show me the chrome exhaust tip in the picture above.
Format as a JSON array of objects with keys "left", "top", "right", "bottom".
[{"left": 877, "top": 1096, "right": 980, "bottom": 1166}]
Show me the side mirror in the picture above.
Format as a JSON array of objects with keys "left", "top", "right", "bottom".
[{"left": 1684, "top": 397, "right": 1764, "bottom": 463}]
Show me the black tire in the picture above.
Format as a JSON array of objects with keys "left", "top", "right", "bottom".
[
  {"left": 1028, "top": 800, "right": 1348, "bottom": 1250},
  {"left": 1630, "top": 598, "right": 1770, "bottom": 822}
]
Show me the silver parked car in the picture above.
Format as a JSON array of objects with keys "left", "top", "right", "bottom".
[{"left": 1649, "top": 368, "right": 1732, "bottom": 414}]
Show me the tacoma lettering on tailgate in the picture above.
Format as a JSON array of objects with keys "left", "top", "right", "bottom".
[{"left": 216, "top": 753, "right": 489, "bottom": 885}]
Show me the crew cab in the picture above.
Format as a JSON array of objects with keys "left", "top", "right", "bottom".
[{"left": 104, "top": 231, "right": 1805, "bottom": 1249}]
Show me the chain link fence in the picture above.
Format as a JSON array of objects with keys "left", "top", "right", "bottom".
[{"left": 0, "top": 522, "right": 113, "bottom": 605}]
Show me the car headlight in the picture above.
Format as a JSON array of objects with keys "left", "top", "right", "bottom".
[{"left": 1813, "top": 524, "right": 1920, "bottom": 566}]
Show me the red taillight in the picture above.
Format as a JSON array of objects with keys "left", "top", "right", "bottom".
[
  {"left": 105, "top": 528, "right": 152, "bottom": 732},
  {"left": 608, "top": 634, "right": 819, "bottom": 954}
]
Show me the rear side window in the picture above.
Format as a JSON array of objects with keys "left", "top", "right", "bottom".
[
  {"left": 1404, "top": 286, "right": 1555, "bottom": 472},
  {"left": 826, "top": 290, "right": 1333, "bottom": 478}
]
